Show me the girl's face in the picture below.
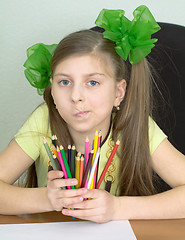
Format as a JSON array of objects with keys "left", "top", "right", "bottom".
[{"left": 51, "top": 54, "right": 126, "bottom": 136}]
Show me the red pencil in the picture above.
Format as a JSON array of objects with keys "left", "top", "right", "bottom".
[{"left": 96, "top": 139, "right": 120, "bottom": 189}]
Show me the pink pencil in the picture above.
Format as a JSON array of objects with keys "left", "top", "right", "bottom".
[
  {"left": 85, "top": 136, "right": 89, "bottom": 170},
  {"left": 57, "top": 146, "right": 71, "bottom": 189}
]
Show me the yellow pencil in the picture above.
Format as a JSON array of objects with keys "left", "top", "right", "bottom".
[{"left": 90, "top": 129, "right": 99, "bottom": 189}]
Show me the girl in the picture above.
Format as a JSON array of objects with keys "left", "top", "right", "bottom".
[{"left": 0, "top": 6, "right": 185, "bottom": 223}]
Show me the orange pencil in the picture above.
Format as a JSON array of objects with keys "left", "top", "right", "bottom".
[
  {"left": 79, "top": 155, "right": 84, "bottom": 188},
  {"left": 51, "top": 145, "right": 59, "bottom": 161},
  {"left": 75, "top": 156, "right": 81, "bottom": 188}
]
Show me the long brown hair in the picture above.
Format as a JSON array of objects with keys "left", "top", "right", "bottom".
[{"left": 28, "top": 30, "right": 156, "bottom": 195}]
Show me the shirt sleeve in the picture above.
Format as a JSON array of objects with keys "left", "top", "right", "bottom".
[
  {"left": 14, "top": 104, "right": 50, "bottom": 161},
  {"left": 149, "top": 117, "right": 167, "bottom": 155}
]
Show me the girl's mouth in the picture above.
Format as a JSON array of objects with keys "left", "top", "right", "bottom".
[{"left": 74, "top": 111, "right": 89, "bottom": 119}]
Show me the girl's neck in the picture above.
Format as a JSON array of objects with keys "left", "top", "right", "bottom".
[{"left": 68, "top": 124, "right": 111, "bottom": 154}]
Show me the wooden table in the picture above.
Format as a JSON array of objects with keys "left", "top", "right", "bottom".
[{"left": 0, "top": 212, "right": 185, "bottom": 240}]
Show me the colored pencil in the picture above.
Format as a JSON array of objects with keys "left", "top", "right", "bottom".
[
  {"left": 47, "top": 153, "right": 66, "bottom": 190},
  {"left": 75, "top": 156, "right": 81, "bottom": 188},
  {"left": 87, "top": 148, "right": 100, "bottom": 189},
  {"left": 51, "top": 144, "right": 59, "bottom": 161},
  {"left": 71, "top": 145, "right": 76, "bottom": 178},
  {"left": 96, "top": 139, "right": 120, "bottom": 189},
  {"left": 95, "top": 132, "right": 102, "bottom": 188},
  {"left": 77, "top": 151, "right": 81, "bottom": 158},
  {"left": 68, "top": 144, "right": 71, "bottom": 168},
  {"left": 60, "top": 145, "right": 75, "bottom": 189},
  {"left": 56, "top": 146, "right": 71, "bottom": 189},
  {"left": 89, "top": 130, "right": 99, "bottom": 189},
  {"left": 79, "top": 155, "right": 84, "bottom": 188},
  {"left": 85, "top": 137, "right": 89, "bottom": 170},
  {"left": 81, "top": 150, "right": 94, "bottom": 188},
  {"left": 52, "top": 134, "right": 56, "bottom": 148},
  {"left": 53, "top": 154, "right": 62, "bottom": 170},
  {"left": 43, "top": 137, "right": 58, "bottom": 170},
  {"left": 48, "top": 162, "right": 53, "bottom": 172}
]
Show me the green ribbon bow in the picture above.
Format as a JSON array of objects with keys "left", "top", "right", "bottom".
[
  {"left": 95, "top": 5, "right": 161, "bottom": 65},
  {"left": 24, "top": 43, "right": 57, "bottom": 95}
]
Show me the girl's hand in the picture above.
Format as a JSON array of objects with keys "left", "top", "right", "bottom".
[
  {"left": 61, "top": 189, "right": 118, "bottom": 223},
  {"left": 47, "top": 170, "right": 87, "bottom": 211}
]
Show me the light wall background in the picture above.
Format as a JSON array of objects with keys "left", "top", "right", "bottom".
[{"left": 0, "top": 0, "right": 185, "bottom": 151}]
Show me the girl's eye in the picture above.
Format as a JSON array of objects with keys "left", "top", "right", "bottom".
[
  {"left": 88, "top": 80, "right": 99, "bottom": 86},
  {"left": 59, "top": 80, "right": 71, "bottom": 86}
]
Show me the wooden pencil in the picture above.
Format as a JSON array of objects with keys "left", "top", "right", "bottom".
[
  {"left": 68, "top": 144, "right": 71, "bottom": 169},
  {"left": 75, "top": 156, "right": 81, "bottom": 189},
  {"left": 81, "top": 150, "right": 94, "bottom": 188},
  {"left": 89, "top": 129, "right": 99, "bottom": 189},
  {"left": 56, "top": 146, "right": 71, "bottom": 189},
  {"left": 53, "top": 154, "right": 62, "bottom": 170},
  {"left": 52, "top": 134, "right": 56, "bottom": 148},
  {"left": 96, "top": 139, "right": 120, "bottom": 189},
  {"left": 95, "top": 131, "right": 102, "bottom": 188},
  {"left": 79, "top": 155, "right": 84, "bottom": 188},
  {"left": 43, "top": 137, "right": 58, "bottom": 170},
  {"left": 85, "top": 137, "right": 89, "bottom": 170},
  {"left": 87, "top": 148, "right": 100, "bottom": 189},
  {"left": 60, "top": 145, "right": 75, "bottom": 189},
  {"left": 71, "top": 145, "right": 76, "bottom": 178}
]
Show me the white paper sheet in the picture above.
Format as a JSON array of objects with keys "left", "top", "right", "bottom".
[{"left": 0, "top": 220, "right": 137, "bottom": 240}]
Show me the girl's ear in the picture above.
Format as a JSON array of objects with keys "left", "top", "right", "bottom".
[{"left": 114, "top": 79, "right": 127, "bottom": 107}]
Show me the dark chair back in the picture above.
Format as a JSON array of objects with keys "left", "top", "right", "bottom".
[{"left": 91, "top": 23, "right": 185, "bottom": 192}]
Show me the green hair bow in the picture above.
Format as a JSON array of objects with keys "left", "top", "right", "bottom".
[
  {"left": 95, "top": 5, "right": 161, "bottom": 65},
  {"left": 24, "top": 43, "right": 57, "bottom": 95}
]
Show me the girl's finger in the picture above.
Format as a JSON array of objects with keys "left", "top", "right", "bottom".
[
  {"left": 67, "top": 197, "right": 96, "bottom": 209},
  {"left": 61, "top": 196, "right": 84, "bottom": 208},
  {"left": 57, "top": 188, "right": 87, "bottom": 199},
  {"left": 47, "top": 170, "right": 64, "bottom": 180},
  {"left": 48, "top": 178, "right": 78, "bottom": 189},
  {"left": 62, "top": 207, "right": 99, "bottom": 218}
]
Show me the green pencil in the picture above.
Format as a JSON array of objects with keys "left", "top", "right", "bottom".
[{"left": 60, "top": 145, "right": 75, "bottom": 189}]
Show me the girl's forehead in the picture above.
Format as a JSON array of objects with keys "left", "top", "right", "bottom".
[{"left": 55, "top": 53, "right": 115, "bottom": 77}]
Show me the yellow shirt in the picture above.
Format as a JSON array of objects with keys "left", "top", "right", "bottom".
[{"left": 15, "top": 103, "right": 167, "bottom": 194}]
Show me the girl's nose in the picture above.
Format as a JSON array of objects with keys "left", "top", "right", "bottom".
[{"left": 71, "top": 84, "right": 84, "bottom": 103}]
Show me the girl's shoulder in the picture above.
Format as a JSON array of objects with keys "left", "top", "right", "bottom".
[
  {"left": 149, "top": 117, "right": 167, "bottom": 155},
  {"left": 15, "top": 102, "right": 50, "bottom": 137},
  {"left": 14, "top": 103, "right": 51, "bottom": 161},
  {"left": 31, "top": 102, "right": 49, "bottom": 119}
]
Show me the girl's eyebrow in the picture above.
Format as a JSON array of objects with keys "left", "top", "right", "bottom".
[
  {"left": 54, "top": 72, "right": 105, "bottom": 77},
  {"left": 54, "top": 73, "right": 70, "bottom": 77}
]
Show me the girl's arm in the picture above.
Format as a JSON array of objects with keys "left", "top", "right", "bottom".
[
  {"left": 0, "top": 140, "right": 53, "bottom": 214},
  {"left": 61, "top": 139, "right": 185, "bottom": 222},
  {"left": 117, "top": 138, "right": 185, "bottom": 219},
  {"left": 0, "top": 140, "right": 85, "bottom": 215}
]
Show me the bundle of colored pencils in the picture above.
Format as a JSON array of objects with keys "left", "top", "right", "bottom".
[{"left": 43, "top": 130, "right": 120, "bottom": 190}]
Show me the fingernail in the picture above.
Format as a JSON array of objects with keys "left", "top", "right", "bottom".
[
  {"left": 78, "top": 197, "right": 83, "bottom": 201},
  {"left": 62, "top": 209, "right": 69, "bottom": 215}
]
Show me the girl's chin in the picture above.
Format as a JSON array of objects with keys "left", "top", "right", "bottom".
[{"left": 67, "top": 123, "right": 98, "bottom": 135}]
